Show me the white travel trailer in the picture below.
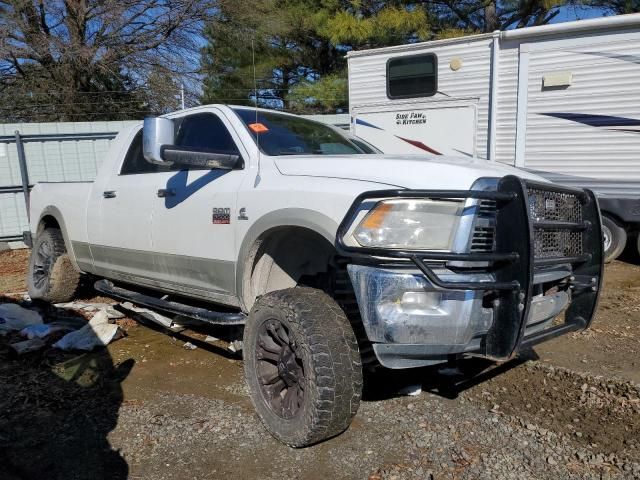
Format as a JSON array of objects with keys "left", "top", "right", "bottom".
[{"left": 347, "top": 13, "right": 640, "bottom": 262}]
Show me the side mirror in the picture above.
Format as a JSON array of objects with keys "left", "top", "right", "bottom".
[
  {"left": 143, "top": 117, "right": 174, "bottom": 165},
  {"left": 143, "top": 116, "right": 242, "bottom": 170}
]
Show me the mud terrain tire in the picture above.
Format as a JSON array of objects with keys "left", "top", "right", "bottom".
[
  {"left": 243, "top": 287, "right": 362, "bottom": 447},
  {"left": 27, "top": 228, "right": 80, "bottom": 303}
]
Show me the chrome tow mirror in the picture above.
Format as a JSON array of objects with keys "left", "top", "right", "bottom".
[{"left": 143, "top": 117, "right": 175, "bottom": 165}]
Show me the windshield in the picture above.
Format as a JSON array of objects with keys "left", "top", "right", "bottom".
[{"left": 233, "top": 108, "right": 379, "bottom": 156}]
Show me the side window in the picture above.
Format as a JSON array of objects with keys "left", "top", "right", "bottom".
[
  {"left": 387, "top": 53, "right": 437, "bottom": 99},
  {"left": 175, "top": 113, "right": 240, "bottom": 155},
  {"left": 120, "top": 130, "right": 159, "bottom": 175}
]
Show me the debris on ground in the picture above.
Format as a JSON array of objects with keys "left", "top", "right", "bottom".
[
  {"left": 55, "top": 301, "right": 125, "bottom": 320},
  {"left": 183, "top": 341, "right": 197, "bottom": 350},
  {"left": 114, "top": 317, "right": 138, "bottom": 330},
  {"left": 9, "top": 337, "right": 46, "bottom": 355},
  {"left": 0, "top": 303, "right": 43, "bottom": 335},
  {"left": 228, "top": 340, "right": 243, "bottom": 353},
  {"left": 0, "top": 297, "right": 127, "bottom": 352},
  {"left": 54, "top": 309, "right": 123, "bottom": 351},
  {"left": 20, "top": 323, "right": 72, "bottom": 339},
  {"left": 119, "top": 302, "right": 185, "bottom": 332}
]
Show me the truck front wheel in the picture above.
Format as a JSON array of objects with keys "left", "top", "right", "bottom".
[
  {"left": 602, "top": 215, "right": 627, "bottom": 263},
  {"left": 27, "top": 228, "right": 80, "bottom": 303},
  {"left": 243, "top": 287, "right": 362, "bottom": 447}
]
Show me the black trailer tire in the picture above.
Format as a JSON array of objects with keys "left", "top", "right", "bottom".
[
  {"left": 243, "top": 287, "right": 362, "bottom": 447},
  {"left": 27, "top": 228, "right": 80, "bottom": 303},
  {"left": 602, "top": 215, "right": 627, "bottom": 263}
]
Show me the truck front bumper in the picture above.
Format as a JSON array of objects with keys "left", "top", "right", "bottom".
[
  {"left": 337, "top": 175, "right": 604, "bottom": 369},
  {"left": 348, "top": 265, "right": 571, "bottom": 368}
]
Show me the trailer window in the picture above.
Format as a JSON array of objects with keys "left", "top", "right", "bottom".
[{"left": 387, "top": 53, "right": 437, "bottom": 99}]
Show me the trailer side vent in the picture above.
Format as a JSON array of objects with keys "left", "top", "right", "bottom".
[{"left": 543, "top": 71, "right": 573, "bottom": 88}]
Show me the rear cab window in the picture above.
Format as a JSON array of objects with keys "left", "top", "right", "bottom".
[{"left": 387, "top": 53, "right": 437, "bottom": 99}]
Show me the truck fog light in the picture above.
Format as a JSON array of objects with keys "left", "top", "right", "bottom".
[{"left": 400, "top": 291, "right": 442, "bottom": 313}]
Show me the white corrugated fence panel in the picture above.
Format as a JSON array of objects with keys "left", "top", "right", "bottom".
[
  {"left": 0, "top": 120, "right": 137, "bottom": 187},
  {"left": 0, "top": 120, "right": 138, "bottom": 239},
  {"left": 0, "top": 193, "right": 28, "bottom": 238}
]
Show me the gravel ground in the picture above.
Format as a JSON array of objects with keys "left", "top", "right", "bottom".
[
  {"left": 1, "top": 249, "right": 639, "bottom": 479},
  {"left": 107, "top": 361, "right": 640, "bottom": 480}
]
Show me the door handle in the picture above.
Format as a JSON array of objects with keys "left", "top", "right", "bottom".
[
  {"left": 157, "top": 188, "right": 175, "bottom": 198},
  {"left": 103, "top": 191, "right": 116, "bottom": 199}
]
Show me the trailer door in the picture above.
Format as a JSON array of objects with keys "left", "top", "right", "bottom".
[
  {"left": 514, "top": 31, "right": 640, "bottom": 196},
  {"left": 352, "top": 99, "right": 478, "bottom": 157}
]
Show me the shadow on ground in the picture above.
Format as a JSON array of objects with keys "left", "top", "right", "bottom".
[
  {"left": 362, "top": 350, "right": 538, "bottom": 402},
  {"left": 0, "top": 297, "right": 133, "bottom": 480},
  {"left": 619, "top": 234, "right": 640, "bottom": 265}
]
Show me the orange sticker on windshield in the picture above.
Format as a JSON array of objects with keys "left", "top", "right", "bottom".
[{"left": 248, "top": 122, "right": 269, "bottom": 133}]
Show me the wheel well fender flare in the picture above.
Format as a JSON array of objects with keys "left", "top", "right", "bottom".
[
  {"left": 235, "top": 208, "right": 339, "bottom": 312},
  {"left": 35, "top": 206, "right": 81, "bottom": 271}
]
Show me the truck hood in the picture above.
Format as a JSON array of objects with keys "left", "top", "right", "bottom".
[{"left": 273, "top": 154, "right": 547, "bottom": 189}]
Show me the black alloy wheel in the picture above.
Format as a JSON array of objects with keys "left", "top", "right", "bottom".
[
  {"left": 255, "top": 318, "right": 305, "bottom": 419},
  {"left": 27, "top": 228, "right": 80, "bottom": 303},
  {"left": 32, "top": 237, "right": 54, "bottom": 290}
]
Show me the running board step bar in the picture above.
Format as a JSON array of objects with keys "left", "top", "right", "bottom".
[{"left": 94, "top": 280, "right": 246, "bottom": 325}]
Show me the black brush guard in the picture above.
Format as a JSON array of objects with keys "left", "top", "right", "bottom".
[{"left": 336, "top": 175, "right": 604, "bottom": 361}]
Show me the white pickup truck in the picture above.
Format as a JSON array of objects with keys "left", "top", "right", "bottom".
[{"left": 25, "top": 105, "right": 603, "bottom": 447}]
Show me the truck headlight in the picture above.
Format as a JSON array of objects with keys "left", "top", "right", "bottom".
[{"left": 353, "top": 199, "right": 464, "bottom": 250}]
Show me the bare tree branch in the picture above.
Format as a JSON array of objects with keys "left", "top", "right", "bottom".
[{"left": 0, "top": 0, "right": 213, "bottom": 121}]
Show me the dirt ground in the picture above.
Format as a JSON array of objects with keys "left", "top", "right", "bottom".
[{"left": 1, "top": 248, "right": 639, "bottom": 480}]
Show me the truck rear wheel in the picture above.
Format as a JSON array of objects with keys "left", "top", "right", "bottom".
[
  {"left": 602, "top": 215, "right": 627, "bottom": 263},
  {"left": 243, "top": 287, "right": 362, "bottom": 447},
  {"left": 27, "top": 228, "right": 80, "bottom": 303}
]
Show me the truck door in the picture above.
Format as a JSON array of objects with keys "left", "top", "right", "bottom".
[
  {"left": 149, "top": 110, "right": 248, "bottom": 303},
  {"left": 86, "top": 127, "right": 157, "bottom": 281}
]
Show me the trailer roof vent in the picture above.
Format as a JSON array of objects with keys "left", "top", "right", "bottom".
[{"left": 387, "top": 53, "right": 437, "bottom": 99}]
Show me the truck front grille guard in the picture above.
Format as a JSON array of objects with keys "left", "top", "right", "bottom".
[{"left": 336, "top": 175, "right": 604, "bottom": 360}]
